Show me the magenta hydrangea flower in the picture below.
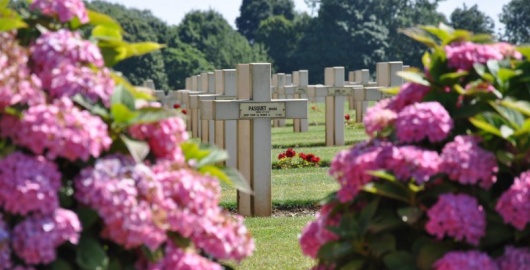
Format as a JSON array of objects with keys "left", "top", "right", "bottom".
[
  {"left": 395, "top": 102, "right": 453, "bottom": 143},
  {"left": 129, "top": 117, "right": 189, "bottom": 162},
  {"left": 12, "top": 209, "right": 81, "bottom": 265},
  {"left": 0, "top": 97, "right": 111, "bottom": 161},
  {"left": 30, "top": 0, "right": 89, "bottom": 24},
  {"left": 388, "top": 82, "right": 431, "bottom": 112},
  {"left": 363, "top": 98, "right": 397, "bottom": 137},
  {"left": 38, "top": 63, "right": 115, "bottom": 106},
  {"left": 496, "top": 246, "right": 530, "bottom": 270},
  {"left": 31, "top": 29, "right": 103, "bottom": 70},
  {"left": 329, "top": 141, "right": 388, "bottom": 202},
  {"left": 433, "top": 251, "right": 497, "bottom": 270},
  {"left": 0, "top": 152, "right": 61, "bottom": 215},
  {"left": 299, "top": 203, "right": 339, "bottom": 258},
  {"left": 75, "top": 155, "right": 167, "bottom": 250},
  {"left": 0, "top": 31, "right": 45, "bottom": 109},
  {"left": 496, "top": 171, "right": 530, "bottom": 230},
  {"left": 440, "top": 135, "right": 498, "bottom": 189},
  {"left": 426, "top": 193, "right": 486, "bottom": 245},
  {"left": 445, "top": 42, "right": 504, "bottom": 71},
  {"left": 377, "top": 145, "right": 440, "bottom": 184},
  {"left": 141, "top": 242, "right": 222, "bottom": 270}
]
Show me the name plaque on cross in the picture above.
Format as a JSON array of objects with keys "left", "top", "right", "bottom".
[
  {"left": 327, "top": 87, "right": 355, "bottom": 96},
  {"left": 239, "top": 102, "right": 286, "bottom": 118}
]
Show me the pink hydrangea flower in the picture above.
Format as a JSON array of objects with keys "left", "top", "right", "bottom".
[
  {"left": 141, "top": 242, "right": 222, "bottom": 270},
  {"left": 0, "top": 152, "right": 61, "bottom": 215},
  {"left": 191, "top": 209, "right": 255, "bottom": 261},
  {"left": 388, "top": 82, "right": 431, "bottom": 112},
  {"left": 496, "top": 170, "right": 530, "bottom": 230},
  {"left": 440, "top": 135, "right": 498, "bottom": 189},
  {"left": 75, "top": 155, "right": 167, "bottom": 250},
  {"left": 38, "top": 63, "right": 115, "bottom": 106},
  {"left": 491, "top": 42, "right": 523, "bottom": 59},
  {"left": 363, "top": 98, "right": 397, "bottom": 137},
  {"left": 31, "top": 29, "right": 103, "bottom": 70},
  {"left": 445, "top": 42, "right": 504, "bottom": 71},
  {"left": 299, "top": 203, "right": 339, "bottom": 258},
  {"left": 129, "top": 117, "right": 189, "bottom": 162},
  {"left": 426, "top": 193, "right": 486, "bottom": 245},
  {"left": 30, "top": 0, "right": 89, "bottom": 24},
  {"left": 433, "top": 251, "right": 497, "bottom": 270},
  {"left": 329, "top": 141, "right": 388, "bottom": 202},
  {"left": 496, "top": 246, "right": 530, "bottom": 270},
  {"left": 0, "top": 31, "right": 45, "bottom": 109},
  {"left": 0, "top": 97, "right": 111, "bottom": 161},
  {"left": 12, "top": 209, "right": 81, "bottom": 265},
  {"left": 395, "top": 102, "right": 453, "bottom": 143},
  {"left": 377, "top": 145, "right": 440, "bottom": 184}
]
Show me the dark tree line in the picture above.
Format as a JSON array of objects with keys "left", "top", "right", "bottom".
[{"left": 12, "top": 0, "right": 527, "bottom": 88}]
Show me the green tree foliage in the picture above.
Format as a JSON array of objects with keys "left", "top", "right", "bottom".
[
  {"left": 162, "top": 40, "right": 214, "bottom": 89},
  {"left": 178, "top": 10, "right": 268, "bottom": 69},
  {"left": 500, "top": 0, "right": 530, "bottom": 44},
  {"left": 450, "top": 4, "right": 495, "bottom": 35},
  {"left": 255, "top": 15, "right": 297, "bottom": 72},
  {"left": 294, "top": 0, "right": 389, "bottom": 83},
  {"left": 236, "top": 0, "right": 295, "bottom": 42},
  {"left": 86, "top": 1, "right": 170, "bottom": 90}
]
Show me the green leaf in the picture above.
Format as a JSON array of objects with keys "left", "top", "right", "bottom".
[
  {"left": 366, "top": 212, "right": 404, "bottom": 234},
  {"left": 181, "top": 142, "right": 210, "bottom": 162},
  {"left": 362, "top": 181, "right": 410, "bottom": 204},
  {"left": 487, "top": 60, "right": 500, "bottom": 76},
  {"left": 76, "top": 236, "right": 109, "bottom": 270},
  {"left": 500, "top": 125, "right": 515, "bottom": 138},
  {"left": 76, "top": 207, "right": 99, "bottom": 229},
  {"left": 0, "top": 17, "right": 27, "bottom": 32},
  {"left": 399, "top": 28, "right": 438, "bottom": 48},
  {"left": 341, "top": 258, "right": 366, "bottom": 270},
  {"left": 517, "top": 46, "right": 530, "bottom": 59},
  {"left": 490, "top": 102, "right": 525, "bottom": 128},
  {"left": 396, "top": 71, "right": 430, "bottom": 86},
  {"left": 125, "top": 42, "right": 165, "bottom": 58},
  {"left": 383, "top": 251, "right": 417, "bottom": 270},
  {"left": 420, "top": 25, "right": 450, "bottom": 43},
  {"left": 120, "top": 135, "right": 149, "bottom": 163},
  {"left": 501, "top": 99, "right": 530, "bottom": 117},
  {"left": 72, "top": 94, "right": 110, "bottom": 119},
  {"left": 367, "top": 233, "right": 396, "bottom": 257},
  {"left": 222, "top": 166, "right": 253, "bottom": 194},
  {"left": 111, "top": 103, "right": 139, "bottom": 124},
  {"left": 397, "top": 207, "right": 423, "bottom": 225},
  {"left": 0, "top": 0, "right": 8, "bottom": 8},
  {"left": 88, "top": 9, "right": 123, "bottom": 32},
  {"left": 380, "top": 86, "right": 400, "bottom": 95},
  {"left": 366, "top": 170, "right": 397, "bottom": 182},
  {"left": 111, "top": 85, "right": 136, "bottom": 111},
  {"left": 480, "top": 221, "right": 513, "bottom": 247},
  {"left": 92, "top": 25, "right": 122, "bottom": 41},
  {"left": 194, "top": 145, "right": 229, "bottom": 168},
  {"left": 439, "top": 71, "right": 469, "bottom": 84},
  {"left": 359, "top": 198, "right": 379, "bottom": 233},
  {"left": 51, "top": 258, "right": 75, "bottom": 270},
  {"left": 129, "top": 107, "right": 179, "bottom": 125},
  {"left": 416, "top": 241, "right": 452, "bottom": 270},
  {"left": 110, "top": 72, "right": 154, "bottom": 100},
  {"left": 469, "top": 117, "right": 503, "bottom": 137},
  {"left": 317, "top": 241, "right": 354, "bottom": 261}
]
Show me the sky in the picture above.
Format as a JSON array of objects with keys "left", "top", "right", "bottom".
[{"left": 104, "top": 0, "right": 510, "bottom": 32}]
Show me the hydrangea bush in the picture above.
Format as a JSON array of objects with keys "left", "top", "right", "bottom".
[
  {"left": 300, "top": 24, "right": 530, "bottom": 269},
  {"left": 0, "top": 0, "right": 254, "bottom": 269}
]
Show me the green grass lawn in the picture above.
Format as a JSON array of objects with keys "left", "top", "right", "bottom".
[{"left": 225, "top": 216, "right": 316, "bottom": 270}]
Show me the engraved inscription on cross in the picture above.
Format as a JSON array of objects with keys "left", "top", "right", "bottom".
[{"left": 201, "top": 63, "right": 307, "bottom": 217}]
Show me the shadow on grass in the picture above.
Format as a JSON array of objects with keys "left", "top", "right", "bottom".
[{"left": 220, "top": 199, "right": 321, "bottom": 213}]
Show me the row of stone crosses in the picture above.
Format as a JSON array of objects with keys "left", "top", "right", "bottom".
[{"left": 140, "top": 62, "right": 406, "bottom": 217}]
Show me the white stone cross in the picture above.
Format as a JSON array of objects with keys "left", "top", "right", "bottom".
[
  {"left": 189, "top": 72, "right": 216, "bottom": 143},
  {"left": 201, "top": 63, "right": 307, "bottom": 217},
  {"left": 181, "top": 75, "right": 203, "bottom": 135},
  {"left": 292, "top": 70, "right": 309, "bottom": 132}
]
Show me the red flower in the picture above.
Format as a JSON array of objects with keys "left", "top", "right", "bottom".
[
  {"left": 311, "top": 156, "right": 320, "bottom": 163},
  {"left": 286, "top": 148, "right": 296, "bottom": 158},
  {"left": 173, "top": 103, "right": 181, "bottom": 109},
  {"left": 278, "top": 153, "right": 287, "bottom": 159},
  {"left": 304, "top": 153, "right": 315, "bottom": 162},
  {"left": 299, "top": 153, "right": 306, "bottom": 160},
  {"left": 181, "top": 109, "right": 187, "bottom": 115},
  {"left": 345, "top": 114, "right": 351, "bottom": 121},
  {"left": 311, "top": 105, "right": 317, "bottom": 111}
]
